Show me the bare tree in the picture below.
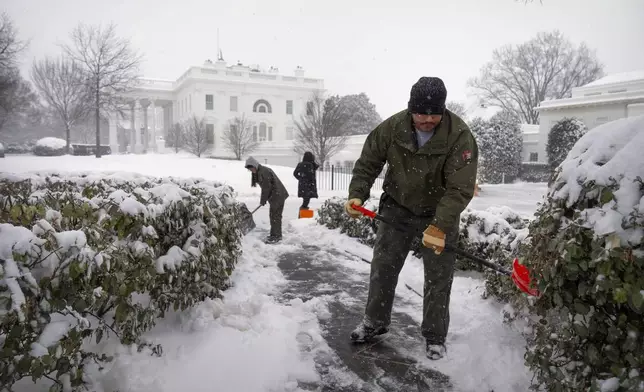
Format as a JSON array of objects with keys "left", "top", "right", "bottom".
[
  {"left": 62, "top": 23, "right": 142, "bottom": 157},
  {"left": 0, "top": 68, "right": 38, "bottom": 132},
  {"left": 222, "top": 114, "right": 259, "bottom": 160},
  {"left": 183, "top": 115, "right": 209, "bottom": 157},
  {"left": 293, "top": 91, "right": 352, "bottom": 168},
  {"left": 166, "top": 122, "right": 184, "bottom": 153},
  {"left": 0, "top": 13, "right": 28, "bottom": 72},
  {"left": 31, "top": 57, "right": 92, "bottom": 153},
  {"left": 468, "top": 30, "right": 603, "bottom": 124},
  {"left": 0, "top": 13, "right": 36, "bottom": 133},
  {"left": 446, "top": 100, "right": 468, "bottom": 121}
]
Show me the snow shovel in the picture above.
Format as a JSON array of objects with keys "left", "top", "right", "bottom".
[
  {"left": 238, "top": 204, "right": 262, "bottom": 235},
  {"left": 350, "top": 204, "right": 540, "bottom": 297}
]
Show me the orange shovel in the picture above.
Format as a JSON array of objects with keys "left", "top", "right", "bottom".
[{"left": 351, "top": 204, "right": 540, "bottom": 297}]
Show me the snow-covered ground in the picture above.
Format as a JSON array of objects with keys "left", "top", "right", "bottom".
[{"left": 0, "top": 153, "right": 548, "bottom": 392}]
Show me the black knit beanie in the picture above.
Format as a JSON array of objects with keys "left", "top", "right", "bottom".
[{"left": 408, "top": 77, "right": 447, "bottom": 115}]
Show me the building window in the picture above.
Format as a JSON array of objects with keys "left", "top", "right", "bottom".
[
  {"left": 252, "top": 126, "right": 258, "bottom": 142},
  {"left": 205, "top": 95, "right": 214, "bottom": 110},
  {"left": 258, "top": 123, "right": 266, "bottom": 141},
  {"left": 206, "top": 124, "right": 215, "bottom": 145},
  {"left": 285, "top": 127, "right": 294, "bottom": 140},
  {"left": 306, "top": 101, "right": 314, "bottom": 116},
  {"left": 529, "top": 152, "right": 538, "bottom": 162},
  {"left": 268, "top": 126, "right": 273, "bottom": 141},
  {"left": 230, "top": 96, "right": 238, "bottom": 112},
  {"left": 253, "top": 99, "right": 272, "bottom": 113},
  {"left": 286, "top": 100, "right": 293, "bottom": 115}
]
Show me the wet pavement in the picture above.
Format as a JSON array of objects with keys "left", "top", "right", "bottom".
[{"left": 276, "top": 243, "right": 453, "bottom": 392}]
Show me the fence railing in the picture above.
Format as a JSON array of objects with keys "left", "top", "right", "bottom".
[{"left": 316, "top": 165, "right": 385, "bottom": 191}]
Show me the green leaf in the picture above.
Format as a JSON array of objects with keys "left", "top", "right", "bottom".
[
  {"left": 600, "top": 189, "right": 614, "bottom": 204},
  {"left": 17, "top": 355, "right": 32, "bottom": 374},
  {"left": 613, "top": 288, "right": 628, "bottom": 304},
  {"left": 115, "top": 303, "right": 128, "bottom": 324},
  {"left": 573, "top": 323, "right": 589, "bottom": 338},
  {"left": 574, "top": 300, "right": 590, "bottom": 315}
]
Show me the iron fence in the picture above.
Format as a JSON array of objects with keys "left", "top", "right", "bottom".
[{"left": 316, "top": 165, "right": 385, "bottom": 191}]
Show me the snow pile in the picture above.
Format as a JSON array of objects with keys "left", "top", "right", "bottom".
[
  {"left": 0, "top": 171, "right": 245, "bottom": 391},
  {"left": 93, "top": 234, "right": 330, "bottom": 392},
  {"left": 519, "top": 115, "right": 644, "bottom": 391}
]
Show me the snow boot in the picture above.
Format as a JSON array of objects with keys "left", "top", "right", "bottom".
[
  {"left": 425, "top": 341, "right": 446, "bottom": 360},
  {"left": 264, "top": 236, "right": 282, "bottom": 244},
  {"left": 349, "top": 320, "right": 388, "bottom": 343}
]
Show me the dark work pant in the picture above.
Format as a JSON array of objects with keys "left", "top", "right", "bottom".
[
  {"left": 364, "top": 197, "right": 457, "bottom": 344},
  {"left": 301, "top": 197, "right": 310, "bottom": 208},
  {"left": 269, "top": 199, "right": 285, "bottom": 238}
]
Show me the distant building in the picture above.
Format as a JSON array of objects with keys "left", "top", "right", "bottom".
[
  {"left": 532, "top": 70, "right": 644, "bottom": 163},
  {"left": 108, "top": 59, "right": 324, "bottom": 167}
]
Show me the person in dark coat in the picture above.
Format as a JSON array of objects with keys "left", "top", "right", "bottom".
[
  {"left": 293, "top": 151, "right": 319, "bottom": 209},
  {"left": 245, "top": 156, "right": 289, "bottom": 244}
]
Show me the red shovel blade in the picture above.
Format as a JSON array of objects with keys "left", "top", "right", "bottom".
[{"left": 511, "top": 258, "right": 540, "bottom": 297}]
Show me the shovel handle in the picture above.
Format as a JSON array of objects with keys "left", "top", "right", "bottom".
[{"left": 351, "top": 204, "right": 511, "bottom": 276}]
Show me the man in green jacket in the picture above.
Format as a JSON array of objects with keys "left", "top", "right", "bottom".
[
  {"left": 345, "top": 76, "right": 478, "bottom": 360},
  {"left": 245, "top": 156, "right": 289, "bottom": 244}
]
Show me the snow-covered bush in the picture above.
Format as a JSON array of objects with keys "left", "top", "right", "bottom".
[
  {"left": 519, "top": 162, "right": 551, "bottom": 183},
  {"left": 316, "top": 197, "right": 529, "bottom": 274},
  {"left": 470, "top": 117, "right": 523, "bottom": 184},
  {"left": 0, "top": 172, "right": 244, "bottom": 391},
  {"left": 518, "top": 116, "right": 644, "bottom": 391},
  {"left": 458, "top": 207, "right": 532, "bottom": 300},
  {"left": 4, "top": 141, "right": 35, "bottom": 154},
  {"left": 546, "top": 117, "right": 587, "bottom": 172},
  {"left": 33, "top": 137, "right": 68, "bottom": 156},
  {"left": 316, "top": 197, "right": 380, "bottom": 247}
]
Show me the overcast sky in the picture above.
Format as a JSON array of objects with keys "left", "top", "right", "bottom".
[{"left": 6, "top": 0, "right": 644, "bottom": 119}]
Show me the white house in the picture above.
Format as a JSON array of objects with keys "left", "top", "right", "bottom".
[
  {"left": 106, "top": 58, "right": 324, "bottom": 167},
  {"left": 532, "top": 70, "right": 644, "bottom": 163}
]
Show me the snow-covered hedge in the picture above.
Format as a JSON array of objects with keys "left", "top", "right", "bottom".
[
  {"left": 519, "top": 162, "right": 551, "bottom": 183},
  {"left": 33, "top": 137, "right": 68, "bottom": 156},
  {"left": 316, "top": 197, "right": 528, "bottom": 274},
  {"left": 546, "top": 117, "right": 587, "bottom": 172},
  {"left": 0, "top": 172, "right": 244, "bottom": 391},
  {"left": 518, "top": 116, "right": 644, "bottom": 392},
  {"left": 470, "top": 117, "right": 523, "bottom": 184}
]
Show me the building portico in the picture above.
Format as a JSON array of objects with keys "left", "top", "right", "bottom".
[{"left": 109, "top": 59, "right": 324, "bottom": 163}]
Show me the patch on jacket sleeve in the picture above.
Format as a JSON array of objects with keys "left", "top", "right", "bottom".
[{"left": 462, "top": 149, "right": 472, "bottom": 163}]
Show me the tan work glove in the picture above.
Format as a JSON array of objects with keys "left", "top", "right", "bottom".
[
  {"left": 422, "top": 225, "right": 446, "bottom": 255},
  {"left": 344, "top": 198, "right": 363, "bottom": 219}
]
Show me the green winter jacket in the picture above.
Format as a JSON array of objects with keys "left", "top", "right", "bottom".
[
  {"left": 245, "top": 156, "right": 289, "bottom": 205},
  {"left": 348, "top": 109, "right": 478, "bottom": 232}
]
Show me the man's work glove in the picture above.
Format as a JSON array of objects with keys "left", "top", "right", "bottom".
[
  {"left": 422, "top": 225, "right": 446, "bottom": 255},
  {"left": 344, "top": 198, "right": 363, "bottom": 219}
]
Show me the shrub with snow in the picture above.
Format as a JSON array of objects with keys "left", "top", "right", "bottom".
[
  {"left": 0, "top": 172, "right": 244, "bottom": 391},
  {"left": 470, "top": 117, "right": 523, "bottom": 184},
  {"left": 546, "top": 117, "right": 587, "bottom": 173},
  {"left": 316, "top": 197, "right": 529, "bottom": 274},
  {"left": 518, "top": 116, "right": 644, "bottom": 391},
  {"left": 33, "top": 137, "right": 69, "bottom": 156}
]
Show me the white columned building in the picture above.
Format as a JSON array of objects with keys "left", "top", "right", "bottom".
[{"left": 110, "top": 59, "right": 324, "bottom": 167}]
